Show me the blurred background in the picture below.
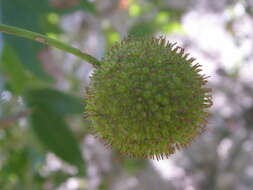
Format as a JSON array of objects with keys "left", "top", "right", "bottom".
[{"left": 0, "top": 0, "right": 253, "bottom": 189}]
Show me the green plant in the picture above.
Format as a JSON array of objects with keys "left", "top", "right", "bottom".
[{"left": 0, "top": 24, "right": 212, "bottom": 160}]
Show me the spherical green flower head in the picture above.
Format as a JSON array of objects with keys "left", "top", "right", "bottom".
[{"left": 86, "top": 36, "right": 212, "bottom": 160}]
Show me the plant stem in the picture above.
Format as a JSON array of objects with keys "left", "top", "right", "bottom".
[{"left": 0, "top": 24, "right": 101, "bottom": 67}]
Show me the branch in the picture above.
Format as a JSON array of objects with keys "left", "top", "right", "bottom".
[
  {"left": 0, "top": 24, "right": 101, "bottom": 67},
  {"left": 0, "top": 110, "right": 30, "bottom": 129},
  {"left": 224, "top": 133, "right": 250, "bottom": 171}
]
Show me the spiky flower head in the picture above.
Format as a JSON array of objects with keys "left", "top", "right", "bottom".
[{"left": 86, "top": 36, "right": 212, "bottom": 160}]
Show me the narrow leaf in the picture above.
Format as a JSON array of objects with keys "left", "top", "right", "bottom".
[
  {"left": 25, "top": 88, "right": 84, "bottom": 115},
  {"left": 1, "top": 45, "right": 28, "bottom": 94},
  {"left": 29, "top": 107, "right": 85, "bottom": 173}
]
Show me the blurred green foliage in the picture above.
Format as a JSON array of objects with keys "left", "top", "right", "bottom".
[{"left": 0, "top": 0, "right": 185, "bottom": 189}]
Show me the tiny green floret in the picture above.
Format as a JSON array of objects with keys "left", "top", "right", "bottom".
[{"left": 86, "top": 36, "right": 212, "bottom": 160}]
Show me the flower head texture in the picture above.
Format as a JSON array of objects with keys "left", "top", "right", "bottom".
[{"left": 86, "top": 36, "right": 212, "bottom": 160}]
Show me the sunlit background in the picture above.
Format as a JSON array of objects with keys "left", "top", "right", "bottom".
[{"left": 1, "top": 0, "right": 253, "bottom": 189}]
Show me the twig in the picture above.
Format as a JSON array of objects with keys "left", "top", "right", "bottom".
[
  {"left": 224, "top": 133, "right": 250, "bottom": 171},
  {"left": 0, "top": 24, "right": 101, "bottom": 67}
]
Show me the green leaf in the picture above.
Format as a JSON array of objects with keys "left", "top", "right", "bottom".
[
  {"left": 25, "top": 88, "right": 84, "bottom": 115},
  {"left": 0, "top": 45, "right": 29, "bottom": 94},
  {"left": 24, "top": 88, "right": 85, "bottom": 173},
  {"left": 0, "top": 0, "right": 96, "bottom": 82},
  {"left": 29, "top": 107, "right": 85, "bottom": 173},
  {"left": 1, "top": 0, "right": 52, "bottom": 80},
  {"left": 0, "top": 44, "right": 47, "bottom": 95},
  {"left": 0, "top": 0, "right": 97, "bottom": 82}
]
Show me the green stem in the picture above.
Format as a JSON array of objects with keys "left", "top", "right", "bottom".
[{"left": 0, "top": 24, "right": 101, "bottom": 67}]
